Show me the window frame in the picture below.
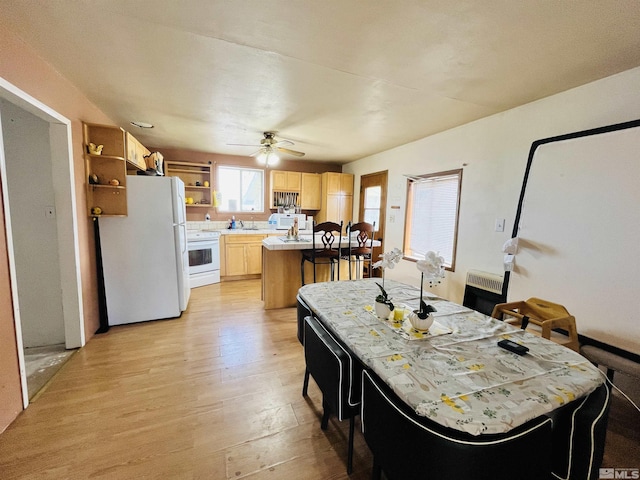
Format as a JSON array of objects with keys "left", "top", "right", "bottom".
[
  {"left": 403, "top": 168, "right": 463, "bottom": 272},
  {"left": 216, "top": 165, "right": 265, "bottom": 213}
]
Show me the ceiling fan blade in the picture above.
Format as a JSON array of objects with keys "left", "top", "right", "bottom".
[
  {"left": 227, "top": 143, "right": 262, "bottom": 147},
  {"left": 277, "top": 147, "right": 305, "bottom": 157},
  {"left": 249, "top": 149, "right": 262, "bottom": 157},
  {"left": 273, "top": 139, "right": 294, "bottom": 147}
]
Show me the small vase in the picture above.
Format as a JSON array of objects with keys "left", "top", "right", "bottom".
[
  {"left": 375, "top": 301, "right": 392, "bottom": 319},
  {"left": 409, "top": 311, "right": 434, "bottom": 331}
]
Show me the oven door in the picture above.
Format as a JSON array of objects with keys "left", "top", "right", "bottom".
[{"left": 188, "top": 239, "right": 220, "bottom": 274}]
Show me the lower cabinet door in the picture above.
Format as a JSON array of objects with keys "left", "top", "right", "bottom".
[
  {"left": 246, "top": 244, "right": 263, "bottom": 275},
  {"left": 225, "top": 244, "right": 247, "bottom": 276}
]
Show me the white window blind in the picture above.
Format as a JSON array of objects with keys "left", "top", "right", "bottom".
[{"left": 405, "top": 171, "right": 461, "bottom": 268}]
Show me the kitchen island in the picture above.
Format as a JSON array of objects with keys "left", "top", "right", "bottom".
[{"left": 261, "top": 235, "right": 379, "bottom": 309}]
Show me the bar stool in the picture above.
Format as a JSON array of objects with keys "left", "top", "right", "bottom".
[
  {"left": 344, "top": 221, "right": 375, "bottom": 280},
  {"left": 300, "top": 221, "right": 343, "bottom": 285}
]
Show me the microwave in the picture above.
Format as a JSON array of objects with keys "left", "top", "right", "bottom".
[{"left": 269, "top": 213, "right": 307, "bottom": 230}]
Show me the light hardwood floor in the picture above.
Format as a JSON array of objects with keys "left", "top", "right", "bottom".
[
  {"left": 0, "top": 280, "right": 372, "bottom": 479},
  {"left": 0, "top": 279, "right": 637, "bottom": 478}
]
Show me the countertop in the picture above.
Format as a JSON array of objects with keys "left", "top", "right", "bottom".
[
  {"left": 262, "top": 235, "right": 381, "bottom": 251},
  {"left": 186, "top": 221, "right": 311, "bottom": 236},
  {"left": 262, "top": 235, "right": 315, "bottom": 250},
  {"left": 218, "top": 228, "right": 280, "bottom": 235}
]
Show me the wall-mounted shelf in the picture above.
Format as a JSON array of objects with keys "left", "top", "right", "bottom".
[
  {"left": 83, "top": 122, "right": 151, "bottom": 217},
  {"left": 164, "top": 161, "right": 213, "bottom": 207},
  {"left": 83, "top": 123, "right": 128, "bottom": 217}
]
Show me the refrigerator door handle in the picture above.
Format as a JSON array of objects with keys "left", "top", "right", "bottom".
[
  {"left": 180, "top": 223, "right": 187, "bottom": 255},
  {"left": 172, "top": 223, "right": 187, "bottom": 255}
]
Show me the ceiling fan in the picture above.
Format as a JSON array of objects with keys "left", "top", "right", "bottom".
[{"left": 228, "top": 132, "right": 305, "bottom": 166}]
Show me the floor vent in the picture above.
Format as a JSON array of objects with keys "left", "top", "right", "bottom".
[{"left": 465, "top": 270, "right": 504, "bottom": 295}]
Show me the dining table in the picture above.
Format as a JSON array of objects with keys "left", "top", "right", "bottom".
[{"left": 297, "top": 278, "right": 604, "bottom": 436}]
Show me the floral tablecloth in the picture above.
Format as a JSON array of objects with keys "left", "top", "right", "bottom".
[{"left": 298, "top": 279, "right": 604, "bottom": 435}]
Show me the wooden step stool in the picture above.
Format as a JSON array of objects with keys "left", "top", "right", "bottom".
[{"left": 491, "top": 298, "right": 580, "bottom": 352}]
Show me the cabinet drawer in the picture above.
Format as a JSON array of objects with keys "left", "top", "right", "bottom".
[{"left": 224, "top": 234, "right": 266, "bottom": 244}]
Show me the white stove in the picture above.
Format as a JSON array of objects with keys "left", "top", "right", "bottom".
[{"left": 187, "top": 230, "right": 220, "bottom": 288}]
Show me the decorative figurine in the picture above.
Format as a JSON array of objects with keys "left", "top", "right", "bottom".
[{"left": 88, "top": 143, "right": 104, "bottom": 155}]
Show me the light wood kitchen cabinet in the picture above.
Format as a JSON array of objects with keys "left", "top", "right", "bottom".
[
  {"left": 126, "top": 132, "right": 150, "bottom": 172},
  {"left": 271, "top": 170, "right": 301, "bottom": 191},
  {"left": 315, "top": 172, "right": 354, "bottom": 230},
  {"left": 246, "top": 243, "right": 263, "bottom": 275},
  {"left": 222, "top": 234, "right": 266, "bottom": 278},
  {"left": 324, "top": 172, "right": 354, "bottom": 195},
  {"left": 270, "top": 170, "right": 302, "bottom": 208},
  {"left": 164, "top": 161, "right": 212, "bottom": 208},
  {"left": 300, "top": 173, "right": 322, "bottom": 210},
  {"left": 341, "top": 173, "right": 354, "bottom": 195}
]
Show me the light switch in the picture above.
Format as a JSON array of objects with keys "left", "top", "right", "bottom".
[{"left": 495, "top": 218, "right": 505, "bottom": 232}]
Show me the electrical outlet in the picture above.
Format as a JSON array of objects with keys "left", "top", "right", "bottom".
[
  {"left": 45, "top": 206, "right": 56, "bottom": 218},
  {"left": 495, "top": 218, "right": 505, "bottom": 232}
]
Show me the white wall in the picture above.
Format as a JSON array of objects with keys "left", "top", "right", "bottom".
[
  {"left": 1, "top": 99, "right": 65, "bottom": 347},
  {"left": 345, "top": 67, "right": 640, "bottom": 310}
]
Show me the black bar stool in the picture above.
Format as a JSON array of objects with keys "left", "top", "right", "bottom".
[
  {"left": 300, "top": 221, "right": 343, "bottom": 285},
  {"left": 344, "top": 221, "right": 375, "bottom": 280}
]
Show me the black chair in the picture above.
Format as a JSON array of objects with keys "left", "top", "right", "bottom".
[
  {"left": 361, "top": 369, "right": 553, "bottom": 480},
  {"left": 300, "top": 221, "right": 343, "bottom": 285},
  {"left": 296, "top": 294, "right": 312, "bottom": 346},
  {"left": 547, "top": 382, "right": 611, "bottom": 480},
  {"left": 343, "top": 221, "right": 375, "bottom": 280},
  {"left": 303, "top": 316, "right": 362, "bottom": 474}
]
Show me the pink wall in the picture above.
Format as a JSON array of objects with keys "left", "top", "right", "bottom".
[{"left": 0, "top": 18, "right": 114, "bottom": 431}]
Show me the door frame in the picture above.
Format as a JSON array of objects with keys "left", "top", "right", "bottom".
[
  {"left": 0, "top": 76, "right": 85, "bottom": 408},
  {"left": 358, "top": 170, "right": 388, "bottom": 277}
]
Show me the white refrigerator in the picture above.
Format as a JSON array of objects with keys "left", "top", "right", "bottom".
[{"left": 99, "top": 176, "right": 190, "bottom": 325}]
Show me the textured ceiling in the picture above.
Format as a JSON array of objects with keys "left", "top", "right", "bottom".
[{"left": 3, "top": 0, "right": 640, "bottom": 163}]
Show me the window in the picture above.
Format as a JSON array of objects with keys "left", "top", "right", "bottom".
[
  {"left": 403, "top": 169, "right": 462, "bottom": 270},
  {"left": 362, "top": 185, "right": 381, "bottom": 231},
  {"left": 217, "top": 166, "right": 264, "bottom": 212}
]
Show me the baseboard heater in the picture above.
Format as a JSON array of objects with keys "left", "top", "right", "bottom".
[{"left": 462, "top": 270, "right": 507, "bottom": 316}]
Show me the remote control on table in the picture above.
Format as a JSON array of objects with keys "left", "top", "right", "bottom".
[{"left": 497, "top": 339, "right": 529, "bottom": 356}]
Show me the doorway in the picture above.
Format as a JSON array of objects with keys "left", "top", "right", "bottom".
[
  {"left": 358, "top": 171, "right": 388, "bottom": 277},
  {"left": 0, "top": 77, "right": 85, "bottom": 406}
]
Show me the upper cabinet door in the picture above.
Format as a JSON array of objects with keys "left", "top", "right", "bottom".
[
  {"left": 325, "top": 172, "right": 341, "bottom": 195},
  {"left": 286, "top": 172, "right": 302, "bottom": 191},
  {"left": 301, "top": 173, "right": 321, "bottom": 210},
  {"left": 341, "top": 173, "right": 354, "bottom": 196},
  {"left": 125, "top": 132, "right": 148, "bottom": 171},
  {"left": 271, "top": 170, "right": 287, "bottom": 191}
]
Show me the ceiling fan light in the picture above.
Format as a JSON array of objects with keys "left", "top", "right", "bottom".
[
  {"left": 267, "top": 152, "right": 280, "bottom": 166},
  {"left": 256, "top": 151, "right": 268, "bottom": 165}
]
